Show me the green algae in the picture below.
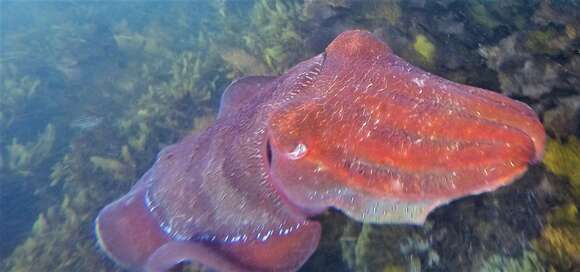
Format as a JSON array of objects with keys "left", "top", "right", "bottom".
[
  {"left": 525, "top": 29, "right": 559, "bottom": 52},
  {"left": 354, "top": 1, "right": 401, "bottom": 26},
  {"left": 413, "top": 34, "right": 436, "bottom": 64},
  {"left": 5, "top": 124, "right": 56, "bottom": 176},
  {"left": 565, "top": 24, "right": 577, "bottom": 39},
  {"left": 1, "top": 2, "right": 222, "bottom": 270},
  {"left": 478, "top": 250, "right": 545, "bottom": 272},
  {"left": 0, "top": 65, "right": 41, "bottom": 129},
  {"left": 89, "top": 156, "right": 123, "bottom": 173},
  {"left": 524, "top": 27, "right": 571, "bottom": 56},
  {"left": 380, "top": 2, "right": 401, "bottom": 25},
  {"left": 544, "top": 137, "right": 580, "bottom": 197},
  {"left": 89, "top": 145, "right": 135, "bottom": 181},
  {"left": 536, "top": 225, "right": 580, "bottom": 268},
  {"left": 469, "top": 2, "right": 500, "bottom": 31},
  {"left": 220, "top": 47, "right": 268, "bottom": 76},
  {"left": 534, "top": 203, "right": 580, "bottom": 271},
  {"left": 225, "top": 0, "right": 308, "bottom": 74},
  {"left": 89, "top": 156, "right": 128, "bottom": 181},
  {"left": 344, "top": 223, "right": 431, "bottom": 272},
  {"left": 4, "top": 190, "right": 120, "bottom": 272},
  {"left": 533, "top": 136, "right": 580, "bottom": 270},
  {"left": 382, "top": 265, "right": 405, "bottom": 272},
  {"left": 31, "top": 213, "right": 48, "bottom": 234},
  {"left": 128, "top": 122, "right": 150, "bottom": 152}
]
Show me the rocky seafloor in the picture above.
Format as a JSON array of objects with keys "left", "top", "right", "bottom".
[{"left": 1, "top": 1, "right": 578, "bottom": 271}]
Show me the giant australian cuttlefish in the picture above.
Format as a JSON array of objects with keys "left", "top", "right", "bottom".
[{"left": 95, "top": 30, "right": 545, "bottom": 272}]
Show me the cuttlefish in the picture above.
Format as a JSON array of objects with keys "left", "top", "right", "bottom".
[{"left": 95, "top": 30, "right": 545, "bottom": 272}]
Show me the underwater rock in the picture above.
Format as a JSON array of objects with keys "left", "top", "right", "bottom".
[
  {"left": 483, "top": 34, "right": 560, "bottom": 99},
  {"left": 481, "top": 10, "right": 579, "bottom": 115},
  {"left": 302, "top": 0, "right": 340, "bottom": 22},
  {"left": 534, "top": 1, "right": 580, "bottom": 29},
  {"left": 435, "top": 14, "right": 465, "bottom": 36},
  {"left": 543, "top": 96, "right": 580, "bottom": 138},
  {"left": 96, "top": 30, "right": 544, "bottom": 272}
]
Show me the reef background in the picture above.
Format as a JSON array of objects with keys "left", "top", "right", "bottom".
[{"left": 1, "top": 1, "right": 579, "bottom": 271}]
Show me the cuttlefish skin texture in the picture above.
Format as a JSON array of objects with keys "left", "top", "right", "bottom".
[{"left": 95, "top": 30, "right": 544, "bottom": 272}]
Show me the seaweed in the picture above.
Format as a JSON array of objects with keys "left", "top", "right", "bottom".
[
  {"left": 468, "top": 2, "right": 501, "bottom": 32},
  {"left": 351, "top": 1, "right": 401, "bottom": 26},
  {"left": 524, "top": 26, "right": 573, "bottom": 56},
  {"left": 339, "top": 223, "right": 432, "bottom": 272},
  {"left": 533, "top": 137, "right": 580, "bottom": 270},
  {"left": 543, "top": 137, "right": 580, "bottom": 196},
  {"left": 533, "top": 203, "right": 580, "bottom": 270},
  {"left": 229, "top": 0, "right": 308, "bottom": 74},
  {"left": 413, "top": 34, "right": 436, "bottom": 64},
  {"left": 0, "top": 64, "right": 41, "bottom": 131},
  {"left": 478, "top": 250, "right": 545, "bottom": 272},
  {"left": 5, "top": 124, "right": 56, "bottom": 176},
  {"left": 1, "top": 2, "right": 223, "bottom": 270},
  {"left": 89, "top": 145, "right": 135, "bottom": 182}
]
